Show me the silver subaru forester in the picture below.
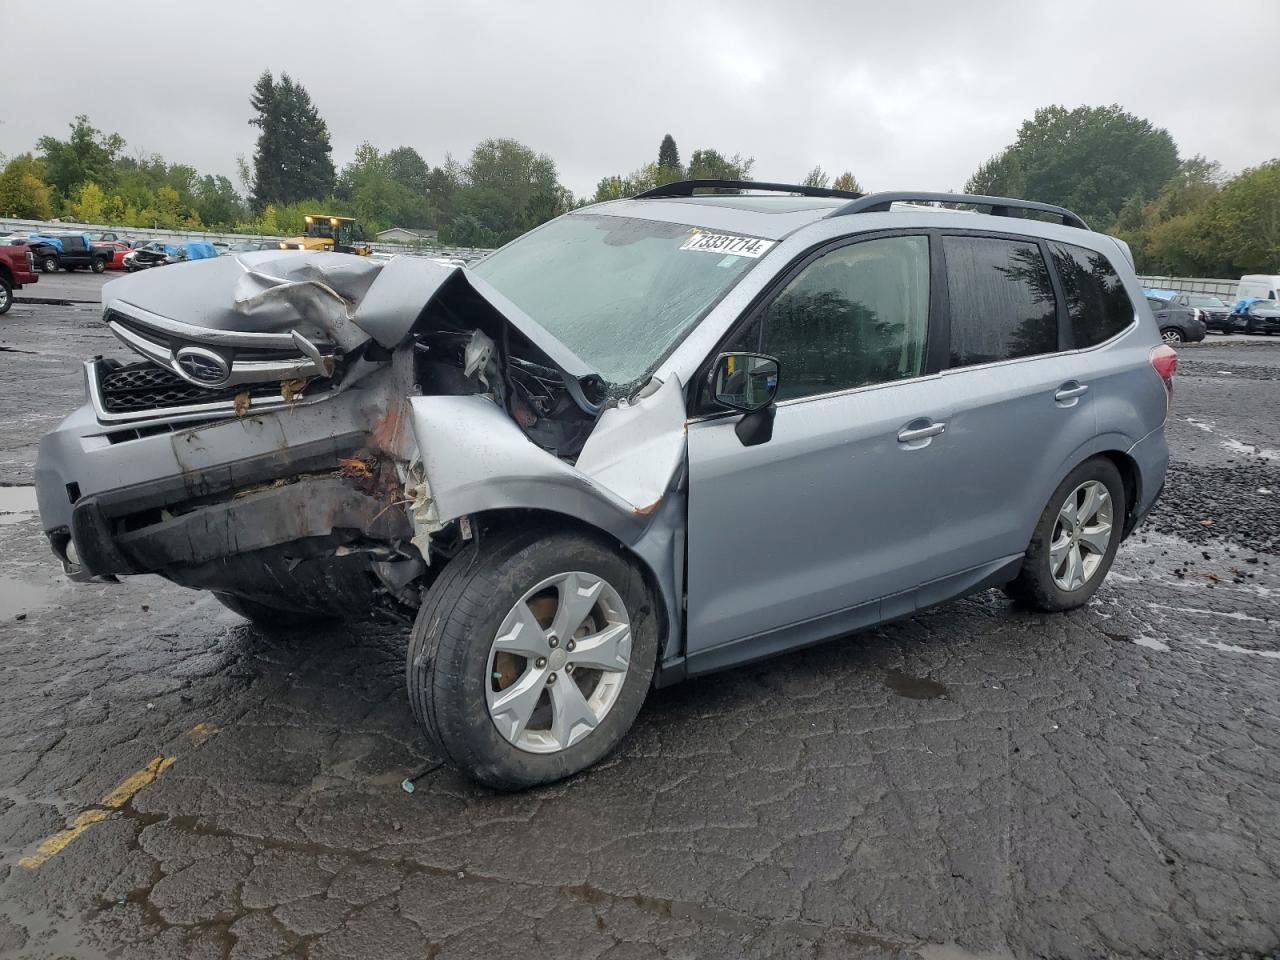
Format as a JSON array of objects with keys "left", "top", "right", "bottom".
[{"left": 35, "top": 182, "right": 1173, "bottom": 789}]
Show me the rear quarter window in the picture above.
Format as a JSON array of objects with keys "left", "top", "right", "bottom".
[{"left": 1048, "top": 242, "right": 1135, "bottom": 347}]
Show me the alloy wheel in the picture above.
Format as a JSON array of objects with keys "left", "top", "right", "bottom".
[
  {"left": 486, "top": 571, "right": 631, "bottom": 754},
  {"left": 1050, "top": 480, "right": 1114, "bottom": 591},
  {"left": 1161, "top": 328, "right": 1183, "bottom": 344}
]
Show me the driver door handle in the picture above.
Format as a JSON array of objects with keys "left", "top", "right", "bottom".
[{"left": 897, "top": 420, "right": 946, "bottom": 443}]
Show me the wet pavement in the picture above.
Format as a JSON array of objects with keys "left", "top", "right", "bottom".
[
  {"left": 1, "top": 305, "right": 1279, "bottom": 959},
  {"left": 12, "top": 270, "right": 111, "bottom": 305}
]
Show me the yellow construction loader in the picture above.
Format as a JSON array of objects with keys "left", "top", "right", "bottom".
[{"left": 279, "top": 215, "right": 372, "bottom": 255}]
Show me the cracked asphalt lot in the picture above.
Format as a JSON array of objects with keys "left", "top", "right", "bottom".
[{"left": 2, "top": 301, "right": 1279, "bottom": 960}]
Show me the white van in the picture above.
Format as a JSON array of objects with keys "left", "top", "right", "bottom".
[{"left": 1235, "top": 275, "right": 1280, "bottom": 302}]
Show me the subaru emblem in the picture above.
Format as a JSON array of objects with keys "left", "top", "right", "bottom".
[{"left": 174, "top": 346, "right": 231, "bottom": 387}]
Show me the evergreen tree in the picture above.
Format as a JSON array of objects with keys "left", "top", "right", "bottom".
[
  {"left": 657, "top": 134, "right": 681, "bottom": 172},
  {"left": 249, "top": 71, "right": 335, "bottom": 209}
]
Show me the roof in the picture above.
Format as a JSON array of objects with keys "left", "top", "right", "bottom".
[
  {"left": 577, "top": 195, "right": 844, "bottom": 241},
  {"left": 577, "top": 186, "right": 1097, "bottom": 244}
]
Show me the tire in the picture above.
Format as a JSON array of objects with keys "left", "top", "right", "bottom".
[
  {"left": 1003, "top": 457, "right": 1125, "bottom": 613},
  {"left": 1159, "top": 327, "right": 1184, "bottom": 344},
  {"left": 41, "top": 256, "right": 58, "bottom": 273},
  {"left": 91, "top": 258, "right": 106, "bottom": 274},
  {"left": 214, "top": 592, "right": 329, "bottom": 628},
  {"left": 407, "top": 526, "right": 658, "bottom": 790},
  {"left": 1246, "top": 317, "right": 1259, "bottom": 335},
  {"left": 0, "top": 278, "right": 11, "bottom": 315}
]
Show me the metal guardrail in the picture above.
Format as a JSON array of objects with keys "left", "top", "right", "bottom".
[
  {"left": 5, "top": 217, "right": 1243, "bottom": 293},
  {"left": 0, "top": 217, "right": 495, "bottom": 264},
  {"left": 1138, "top": 275, "right": 1239, "bottom": 298}
]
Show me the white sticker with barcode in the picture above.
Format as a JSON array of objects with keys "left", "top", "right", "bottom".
[{"left": 679, "top": 232, "right": 774, "bottom": 258}]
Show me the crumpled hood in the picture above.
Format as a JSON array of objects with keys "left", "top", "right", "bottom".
[{"left": 102, "top": 250, "right": 598, "bottom": 379}]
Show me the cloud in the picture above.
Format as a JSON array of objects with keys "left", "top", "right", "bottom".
[{"left": 5, "top": 0, "right": 1277, "bottom": 198}]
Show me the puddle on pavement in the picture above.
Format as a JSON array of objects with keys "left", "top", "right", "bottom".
[
  {"left": 0, "top": 485, "right": 38, "bottom": 525},
  {"left": 883, "top": 668, "right": 949, "bottom": 700},
  {"left": 0, "top": 577, "right": 52, "bottom": 620}
]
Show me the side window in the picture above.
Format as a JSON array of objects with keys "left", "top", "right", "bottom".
[
  {"left": 727, "top": 235, "right": 930, "bottom": 402},
  {"left": 943, "top": 236, "right": 1057, "bottom": 367},
  {"left": 1048, "top": 241, "right": 1135, "bottom": 347}
]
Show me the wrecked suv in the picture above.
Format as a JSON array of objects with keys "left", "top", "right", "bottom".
[{"left": 36, "top": 181, "right": 1172, "bottom": 789}]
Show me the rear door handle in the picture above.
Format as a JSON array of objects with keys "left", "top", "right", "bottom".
[
  {"left": 897, "top": 420, "right": 946, "bottom": 443},
  {"left": 1054, "top": 382, "right": 1089, "bottom": 402}
]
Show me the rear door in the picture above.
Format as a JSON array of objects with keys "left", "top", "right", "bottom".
[
  {"left": 921, "top": 233, "right": 1097, "bottom": 582},
  {"left": 685, "top": 233, "right": 953, "bottom": 659}
]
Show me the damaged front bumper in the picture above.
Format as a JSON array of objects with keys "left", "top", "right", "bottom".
[{"left": 35, "top": 361, "right": 417, "bottom": 615}]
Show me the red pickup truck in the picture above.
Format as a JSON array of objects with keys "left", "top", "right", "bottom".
[{"left": 0, "top": 243, "right": 39, "bottom": 314}]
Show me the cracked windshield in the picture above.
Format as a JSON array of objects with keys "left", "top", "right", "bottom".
[{"left": 471, "top": 214, "right": 760, "bottom": 384}]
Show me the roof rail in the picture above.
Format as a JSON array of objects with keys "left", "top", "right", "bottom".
[
  {"left": 829, "top": 192, "right": 1090, "bottom": 230},
  {"left": 634, "top": 179, "right": 865, "bottom": 201}
]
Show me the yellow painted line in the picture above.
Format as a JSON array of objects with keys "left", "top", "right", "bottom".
[
  {"left": 18, "top": 754, "right": 177, "bottom": 869},
  {"left": 99, "top": 756, "right": 175, "bottom": 809},
  {"left": 188, "top": 722, "right": 219, "bottom": 747}
]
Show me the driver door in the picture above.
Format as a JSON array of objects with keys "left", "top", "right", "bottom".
[{"left": 684, "top": 234, "right": 951, "bottom": 665}]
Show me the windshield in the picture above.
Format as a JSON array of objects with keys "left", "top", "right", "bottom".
[
  {"left": 470, "top": 213, "right": 765, "bottom": 384},
  {"left": 1187, "top": 295, "right": 1226, "bottom": 307},
  {"left": 304, "top": 220, "right": 337, "bottom": 239}
]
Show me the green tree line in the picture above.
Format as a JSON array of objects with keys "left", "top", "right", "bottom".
[
  {"left": 964, "top": 104, "right": 1280, "bottom": 276},
  {"left": 1, "top": 82, "right": 1275, "bottom": 273}
]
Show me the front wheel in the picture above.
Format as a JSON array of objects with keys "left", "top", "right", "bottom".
[
  {"left": 1003, "top": 458, "right": 1125, "bottom": 612},
  {"left": 91, "top": 258, "right": 106, "bottom": 274},
  {"left": 0, "top": 278, "right": 11, "bottom": 315},
  {"left": 41, "top": 256, "right": 58, "bottom": 273},
  {"left": 1159, "top": 327, "right": 1184, "bottom": 344},
  {"left": 407, "top": 527, "right": 658, "bottom": 790}
]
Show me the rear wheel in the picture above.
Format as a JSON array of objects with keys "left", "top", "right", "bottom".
[
  {"left": 1004, "top": 458, "right": 1125, "bottom": 612},
  {"left": 0, "top": 278, "right": 11, "bottom": 315},
  {"left": 407, "top": 527, "right": 658, "bottom": 790},
  {"left": 1160, "top": 327, "right": 1184, "bottom": 344}
]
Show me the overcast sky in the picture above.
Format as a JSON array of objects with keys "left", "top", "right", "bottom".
[{"left": 5, "top": 0, "right": 1278, "bottom": 198}]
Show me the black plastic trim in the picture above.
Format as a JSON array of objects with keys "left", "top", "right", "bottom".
[
  {"left": 635, "top": 179, "right": 864, "bottom": 201},
  {"left": 831, "top": 192, "right": 1090, "bottom": 230}
]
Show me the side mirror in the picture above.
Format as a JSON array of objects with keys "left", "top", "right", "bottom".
[{"left": 710, "top": 352, "right": 780, "bottom": 412}]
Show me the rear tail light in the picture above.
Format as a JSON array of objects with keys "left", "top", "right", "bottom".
[{"left": 1150, "top": 343, "right": 1178, "bottom": 411}]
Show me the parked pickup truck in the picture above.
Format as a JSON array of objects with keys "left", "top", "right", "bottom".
[
  {"left": 29, "top": 232, "right": 111, "bottom": 274},
  {"left": 0, "top": 243, "right": 39, "bottom": 314}
]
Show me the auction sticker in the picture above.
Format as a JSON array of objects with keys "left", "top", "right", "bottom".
[{"left": 680, "top": 232, "right": 774, "bottom": 258}]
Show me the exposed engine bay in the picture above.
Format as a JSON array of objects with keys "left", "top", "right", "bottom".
[{"left": 38, "top": 251, "right": 686, "bottom": 633}]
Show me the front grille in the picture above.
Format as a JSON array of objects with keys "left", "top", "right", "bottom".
[
  {"left": 103, "top": 308, "right": 337, "bottom": 384},
  {"left": 97, "top": 361, "right": 307, "bottom": 413}
]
